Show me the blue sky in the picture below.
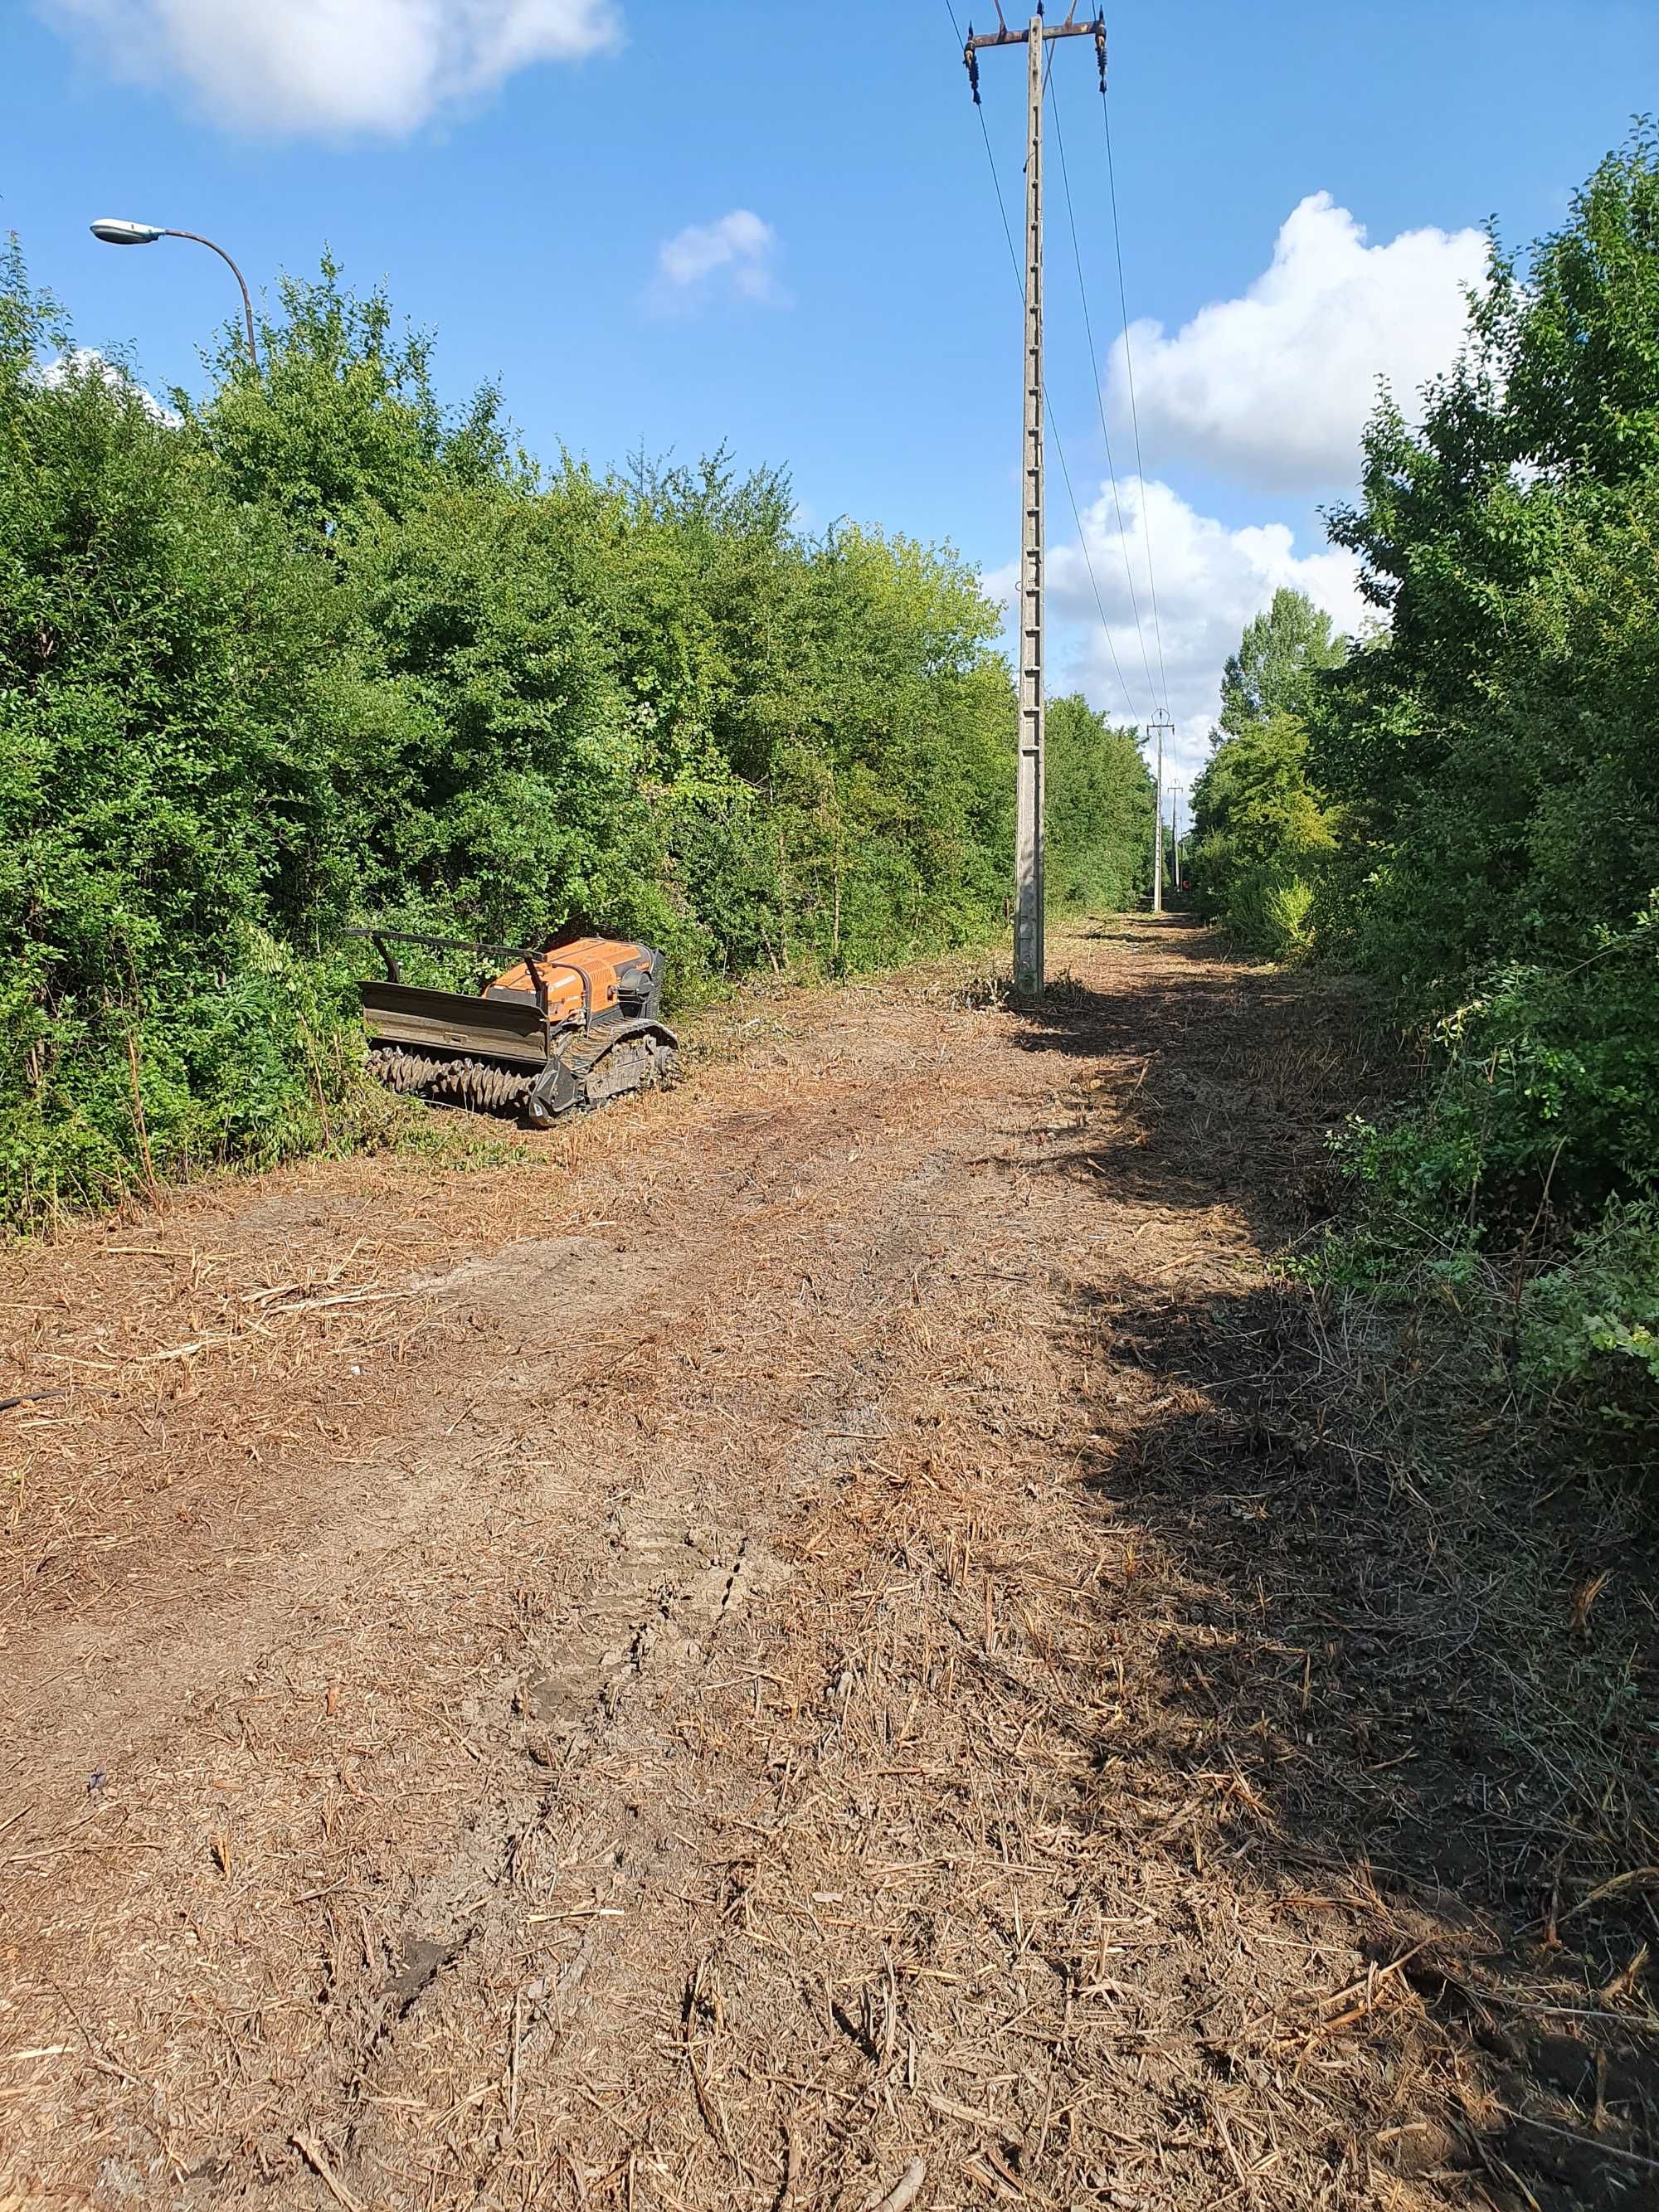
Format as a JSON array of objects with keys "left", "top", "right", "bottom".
[{"left": 6, "top": 0, "right": 1657, "bottom": 800}]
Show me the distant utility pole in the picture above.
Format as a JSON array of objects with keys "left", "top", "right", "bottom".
[
  {"left": 1150, "top": 709, "right": 1173, "bottom": 914},
  {"left": 964, "top": 3, "right": 1107, "bottom": 994},
  {"left": 1170, "top": 777, "right": 1183, "bottom": 895}
]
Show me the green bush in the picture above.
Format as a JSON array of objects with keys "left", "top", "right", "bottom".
[
  {"left": 1312, "top": 125, "right": 1659, "bottom": 1010},
  {"left": 1273, "top": 134, "right": 1659, "bottom": 1393},
  {"left": 1522, "top": 1201, "right": 1659, "bottom": 1421},
  {"left": 1315, "top": 912, "right": 1659, "bottom": 1263},
  {"left": 0, "top": 247, "right": 365, "bottom": 1216},
  {"left": 0, "top": 238, "right": 1150, "bottom": 1230},
  {"left": 1044, "top": 693, "right": 1154, "bottom": 915},
  {"left": 1262, "top": 873, "right": 1318, "bottom": 959},
  {"left": 1189, "top": 704, "right": 1333, "bottom": 955}
]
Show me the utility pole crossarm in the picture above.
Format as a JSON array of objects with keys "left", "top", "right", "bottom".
[
  {"left": 963, "top": 8, "right": 1106, "bottom": 104},
  {"left": 962, "top": 18, "right": 1102, "bottom": 41}
]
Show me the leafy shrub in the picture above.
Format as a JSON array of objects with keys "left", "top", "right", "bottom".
[
  {"left": 1318, "top": 913, "right": 1659, "bottom": 1258},
  {"left": 0, "top": 249, "right": 366, "bottom": 1219},
  {"left": 1044, "top": 693, "right": 1154, "bottom": 914},
  {"left": 1189, "top": 705, "right": 1334, "bottom": 955},
  {"left": 0, "top": 239, "right": 1151, "bottom": 1231},
  {"left": 1263, "top": 873, "right": 1318, "bottom": 960},
  {"left": 1522, "top": 1201, "right": 1659, "bottom": 1419},
  {"left": 1208, "top": 858, "right": 1324, "bottom": 963},
  {"left": 1312, "top": 126, "right": 1659, "bottom": 1012}
]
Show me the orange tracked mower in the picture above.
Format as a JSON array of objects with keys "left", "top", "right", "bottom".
[{"left": 353, "top": 927, "right": 679, "bottom": 1125}]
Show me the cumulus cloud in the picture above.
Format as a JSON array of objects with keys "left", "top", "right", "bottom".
[
  {"left": 1112, "top": 192, "right": 1488, "bottom": 491},
  {"left": 650, "top": 210, "right": 781, "bottom": 310},
  {"left": 992, "top": 476, "right": 1365, "bottom": 789},
  {"left": 39, "top": 0, "right": 621, "bottom": 137}
]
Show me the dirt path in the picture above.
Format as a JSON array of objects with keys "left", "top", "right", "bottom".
[{"left": 2, "top": 921, "right": 1654, "bottom": 2212}]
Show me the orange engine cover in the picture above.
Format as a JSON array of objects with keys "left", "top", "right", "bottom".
[{"left": 491, "top": 937, "right": 650, "bottom": 1024}]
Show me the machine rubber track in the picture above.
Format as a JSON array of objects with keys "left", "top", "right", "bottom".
[
  {"left": 572, "top": 1031, "right": 677, "bottom": 1110},
  {"left": 367, "top": 1047, "right": 535, "bottom": 1115}
]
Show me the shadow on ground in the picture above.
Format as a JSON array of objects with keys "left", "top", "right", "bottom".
[
  {"left": 1024, "top": 921, "right": 1659, "bottom": 2212},
  {"left": 1012, "top": 914, "right": 1390, "bottom": 1251}
]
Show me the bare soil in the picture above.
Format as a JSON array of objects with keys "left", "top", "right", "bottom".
[{"left": 2, "top": 918, "right": 1655, "bottom": 2212}]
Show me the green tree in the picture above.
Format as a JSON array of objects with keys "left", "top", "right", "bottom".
[
  {"left": 0, "top": 242, "right": 358, "bottom": 1213},
  {"left": 1189, "top": 589, "right": 1340, "bottom": 955},
  {"left": 1301, "top": 124, "right": 1659, "bottom": 1430},
  {"left": 1188, "top": 710, "right": 1332, "bottom": 956},
  {"left": 1312, "top": 123, "right": 1659, "bottom": 1000},
  {"left": 1044, "top": 694, "right": 1154, "bottom": 914},
  {"left": 180, "top": 255, "right": 508, "bottom": 538},
  {"left": 1217, "top": 586, "right": 1344, "bottom": 739}
]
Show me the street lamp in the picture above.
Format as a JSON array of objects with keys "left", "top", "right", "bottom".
[{"left": 90, "top": 218, "right": 260, "bottom": 371}]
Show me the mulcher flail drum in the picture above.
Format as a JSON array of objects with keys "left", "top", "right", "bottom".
[{"left": 354, "top": 927, "right": 679, "bottom": 1126}]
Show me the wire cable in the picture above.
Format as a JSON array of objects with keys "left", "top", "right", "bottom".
[
  {"left": 1047, "top": 62, "right": 1159, "bottom": 719},
  {"left": 948, "top": 0, "right": 1021, "bottom": 270},
  {"left": 943, "top": 0, "right": 1140, "bottom": 723},
  {"left": 1098, "top": 75, "right": 1171, "bottom": 713}
]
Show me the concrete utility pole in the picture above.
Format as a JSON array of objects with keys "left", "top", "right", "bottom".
[
  {"left": 965, "top": 4, "right": 1107, "bottom": 994},
  {"left": 1170, "top": 777, "right": 1183, "bottom": 895},
  {"left": 1150, "top": 709, "right": 1172, "bottom": 914}
]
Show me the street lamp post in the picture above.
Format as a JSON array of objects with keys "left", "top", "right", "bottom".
[{"left": 90, "top": 219, "right": 260, "bottom": 371}]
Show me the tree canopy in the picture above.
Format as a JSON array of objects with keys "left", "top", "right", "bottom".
[
  {"left": 0, "top": 239, "right": 1147, "bottom": 1226},
  {"left": 1187, "top": 588, "right": 1337, "bottom": 955},
  {"left": 1185, "top": 127, "right": 1659, "bottom": 1424},
  {"left": 1217, "top": 586, "right": 1345, "bottom": 740},
  {"left": 1044, "top": 695, "right": 1154, "bottom": 916}
]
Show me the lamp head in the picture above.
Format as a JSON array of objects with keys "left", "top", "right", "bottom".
[{"left": 90, "top": 218, "right": 164, "bottom": 246}]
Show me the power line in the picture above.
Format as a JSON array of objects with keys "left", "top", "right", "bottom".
[
  {"left": 1098, "top": 75, "right": 1171, "bottom": 716},
  {"left": 946, "top": 2, "right": 1019, "bottom": 265},
  {"left": 943, "top": 0, "right": 1140, "bottom": 727},
  {"left": 1046, "top": 61, "right": 1159, "bottom": 722},
  {"left": 1048, "top": 437, "right": 1138, "bottom": 728}
]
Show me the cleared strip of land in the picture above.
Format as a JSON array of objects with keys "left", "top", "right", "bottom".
[{"left": 2, "top": 919, "right": 1652, "bottom": 2212}]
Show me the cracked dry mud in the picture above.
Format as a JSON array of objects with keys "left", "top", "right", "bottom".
[{"left": 2, "top": 920, "right": 1655, "bottom": 2212}]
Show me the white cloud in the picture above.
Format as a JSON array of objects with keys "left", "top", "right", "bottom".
[
  {"left": 1112, "top": 192, "right": 1488, "bottom": 491},
  {"left": 992, "top": 475, "right": 1365, "bottom": 791},
  {"left": 39, "top": 0, "right": 621, "bottom": 137},
  {"left": 39, "top": 348, "right": 181, "bottom": 425},
  {"left": 651, "top": 210, "right": 781, "bottom": 311}
]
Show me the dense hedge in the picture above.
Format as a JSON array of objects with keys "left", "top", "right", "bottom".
[
  {"left": 1190, "top": 128, "right": 1659, "bottom": 1437},
  {"left": 1045, "top": 693, "right": 1155, "bottom": 917},
  {"left": 1318, "top": 125, "right": 1659, "bottom": 1260},
  {"left": 0, "top": 242, "right": 1151, "bottom": 1225}
]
